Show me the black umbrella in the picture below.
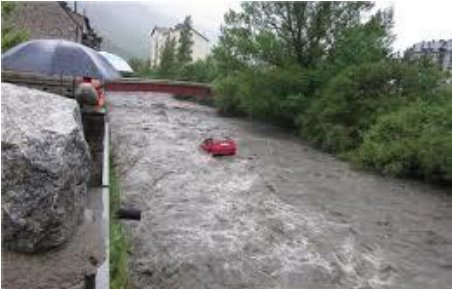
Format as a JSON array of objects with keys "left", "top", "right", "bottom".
[{"left": 1, "top": 39, "right": 120, "bottom": 81}]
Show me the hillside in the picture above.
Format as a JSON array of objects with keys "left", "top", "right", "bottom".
[{"left": 76, "top": 1, "right": 175, "bottom": 60}]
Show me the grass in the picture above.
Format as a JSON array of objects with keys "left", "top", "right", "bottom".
[{"left": 109, "top": 159, "right": 129, "bottom": 289}]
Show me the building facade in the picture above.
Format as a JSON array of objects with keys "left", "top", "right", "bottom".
[
  {"left": 7, "top": 1, "right": 102, "bottom": 50},
  {"left": 405, "top": 39, "right": 452, "bottom": 71},
  {"left": 150, "top": 25, "right": 210, "bottom": 67}
]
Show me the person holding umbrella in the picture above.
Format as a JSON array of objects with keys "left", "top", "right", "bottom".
[
  {"left": 2, "top": 39, "right": 120, "bottom": 185},
  {"left": 2, "top": 38, "right": 119, "bottom": 114},
  {"left": 1, "top": 39, "right": 120, "bottom": 82},
  {"left": 75, "top": 76, "right": 106, "bottom": 113}
]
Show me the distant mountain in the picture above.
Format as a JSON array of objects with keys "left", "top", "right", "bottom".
[{"left": 74, "top": 1, "right": 175, "bottom": 60}]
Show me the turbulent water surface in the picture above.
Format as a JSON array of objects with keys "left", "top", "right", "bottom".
[{"left": 108, "top": 92, "right": 452, "bottom": 289}]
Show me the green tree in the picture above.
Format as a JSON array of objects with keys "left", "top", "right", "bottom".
[
  {"left": 1, "top": 2, "right": 28, "bottom": 52},
  {"left": 325, "top": 8, "right": 394, "bottom": 76},
  {"left": 129, "top": 58, "right": 147, "bottom": 72},
  {"left": 354, "top": 95, "right": 452, "bottom": 183},
  {"left": 177, "top": 15, "right": 194, "bottom": 64},
  {"left": 210, "top": 2, "right": 451, "bottom": 185},
  {"left": 299, "top": 60, "right": 445, "bottom": 153},
  {"left": 128, "top": 58, "right": 157, "bottom": 78},
  {"left": 213, "top": 2, "right": 391, "bottom": 70},
  {"left": 158, "top": 35, "right": 177, "bottom": 78},
  {"left": 177, "top": 56, "right": 218, "bottom": 83},
  {"left": 212, "top": 1, "right": 394, "bottom": 117}
]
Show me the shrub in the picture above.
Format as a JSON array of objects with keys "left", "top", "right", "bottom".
[
  {"left": 213, "top": 74, "right": 244, "bottom": 116},
  {"left": 1, "top": 2, "right": 29, "bottom": 51},
  {"left": 132, "top": 57, "right": 219, "bottom": 83},
  {"left": 177, "top": 58, "right": 218, "bottom": 83},
  {"left": 238, "top": 66, "right": 308, "bottom": 126},
  {"left": 354, "top": 96, "right": 452, "bottom": 184},
  {"left": 213, "top": 66, "right": 309, "bottom": 126},
  {"left": 299, "top": 60, "right": 445, "bottom": 153}
]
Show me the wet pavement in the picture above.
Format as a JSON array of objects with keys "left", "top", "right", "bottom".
[{"left": 108, "top": 92, "right": 452, "bottom": 289}]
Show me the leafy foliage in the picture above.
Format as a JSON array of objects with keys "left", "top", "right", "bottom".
[
  {"left": 354, "top": 94, "right": 452, "bottom": 183},
  {"left": 208, "top": 1, "right": 451, "bottom": 185},
  {"left": 215, "top": 66, "right": 308, "bottom": 126},
  {"left": 177, "top": 16, "right": 194, "bottom": 64},
  {"left": 158, "top": 35, "right": 177, "bottom": 78},
  {"left": 129, "top": 57, "right": 159, "bottom": 78},
  {"left": 326, "top": 9, "right": 394, "bottom": 75},
  {"left": 213, "top": 2, "right": 391, "bottom": 70},
  {"left": 129, "top": 57, "right": 149, "bottom": 73},
  {"left": 177, "top": 57, "right": 218, "bottom": 83},
  {"left": 1, "top": 2, "right": 28, "bottom": 52},
  {"left": 213, "top": 74, "right": 244, "bottom": 115},
  {"left": 299, "top": 60, "right": 445, "bottom": 153},
  {"left": 212, "top": 2, "right": 395, "bottom": 115}
]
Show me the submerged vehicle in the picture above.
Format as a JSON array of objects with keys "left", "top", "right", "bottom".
[{"left": 201, "top": 138, "right": 237, "bottom": 156}]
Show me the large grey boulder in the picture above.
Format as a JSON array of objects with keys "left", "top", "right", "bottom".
[{"left": 1, "top": 83, "right": 91, "bottom": 253}]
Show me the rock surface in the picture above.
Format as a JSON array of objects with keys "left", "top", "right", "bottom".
[
  {"left": 1, "top": 187, "right": 106, "bottom": 289},
  {"left": 1, "top": 83, "right": 91, "bottom": 253}
]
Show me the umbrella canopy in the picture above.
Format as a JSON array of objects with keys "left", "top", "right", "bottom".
[
  {"left": 1, "top": 39, "right": 120, "bottom": 81},
  {"left": 99, "top": 51, "right": 134, "bottom": 73}
]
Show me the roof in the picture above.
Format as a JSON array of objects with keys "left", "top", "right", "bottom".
[
  {"left": 410, "top": 39, "right": 452, "bottom": 53},
  {"left": 57, "top": 1, "right": 85, "bottom": 29},
  {"left": 150, "top": 25, "right": 209, "bottom": 42},
  {"left": 151, "top": 26, "right": 171, "bottom": 36}
]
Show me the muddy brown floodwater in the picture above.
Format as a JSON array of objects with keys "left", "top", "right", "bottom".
[{"left": 108, "top": 92, "right": 452, "bottom": 289}]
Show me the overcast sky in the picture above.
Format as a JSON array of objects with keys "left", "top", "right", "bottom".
[{"left": 142, "top": 0, "right": 452, "bottom": 52}]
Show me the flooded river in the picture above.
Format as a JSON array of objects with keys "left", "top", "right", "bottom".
[{"left": 108, "top": 92, "right": 452, "bottom": 289}]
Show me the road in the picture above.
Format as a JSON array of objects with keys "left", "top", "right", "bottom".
[{"left": 108, "top": 92, "right": 452, "bottom": 289}]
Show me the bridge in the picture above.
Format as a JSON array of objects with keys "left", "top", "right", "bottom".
[{"left": 2, "top": 70, "right": 213, "bottom": 99}]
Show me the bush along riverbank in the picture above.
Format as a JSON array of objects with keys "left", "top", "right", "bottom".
[{"left": 213, "top": 62, "right": 451, "bottom": 185}]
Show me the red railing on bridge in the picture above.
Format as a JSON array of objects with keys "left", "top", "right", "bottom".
[{"left": 105, "top": 78, "right": 212, "bottom": 98}]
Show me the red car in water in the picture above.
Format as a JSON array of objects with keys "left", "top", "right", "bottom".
[{"left": 201, "top": 138, "right": 237, "bottom": 156}]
